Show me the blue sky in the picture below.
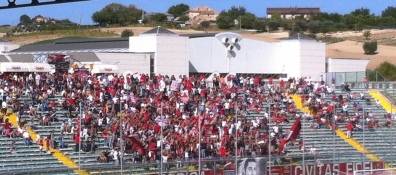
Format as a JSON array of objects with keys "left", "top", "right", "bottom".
[{"left": 0, "top": 0, "right": 393, "bottom": 25}]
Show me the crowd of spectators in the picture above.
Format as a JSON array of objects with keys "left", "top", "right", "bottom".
[
  {"left": 0, "top": 71, "right": 306, "bottom": 162},
  {"left": 0, "top": 70, "right": 392, "bottom": 166}
]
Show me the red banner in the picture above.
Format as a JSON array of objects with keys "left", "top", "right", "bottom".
[
  {"left": 269, "top": 161, "right": 384, "bottom": 175},
  {"left": 149, "top": 170, "right": 234, "bottom": 175},
  {"left": 148, "top": 161, "right": 384, "bottom": 175}
]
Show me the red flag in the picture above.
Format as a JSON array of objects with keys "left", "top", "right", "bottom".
[
  {"left": 287, "top": 117, "right": 302, "bottom": 141},
  {"left": 278, "top": 139, "right": 288, "bottom": 154},
  {"left": 123, "top": 135, "right": 146, "bottom": 154},
  {"left": 278, "top": 117, "right": 302, "bottom": 154}
]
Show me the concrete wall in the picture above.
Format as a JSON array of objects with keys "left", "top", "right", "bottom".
[
  {"left": 127, "top": 32, "right": 328, "bottom": 78},
  {"left": 299, "top": 41, "right": 326, "bottom": 80},
  {"left": 129, "top": 36, "right": 157, "bottom": 52},
  {"left": 155, "top": 36, "right": 189, "bottom": 76},
  {"left": 189, "top": 37, "right": 283, "bottom": 74},
  {"left": 277, "top": 41, "right": 301, "bottom": 78},
  {"left": 95, "top": 53, "right": 151, "bottom": 75},
  {"left": 327, "top": 58, "right": 369, "bottom": 73}
]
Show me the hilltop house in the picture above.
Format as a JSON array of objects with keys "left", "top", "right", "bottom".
[
  {"left": 267, "top": 7, "right": 320, "bottom": 19},
  {"left": 32, "top": 15, "right": 53, "bottom": 23},
  {"left": 186, "top": 5, "right": 218, "bottom": 28}
]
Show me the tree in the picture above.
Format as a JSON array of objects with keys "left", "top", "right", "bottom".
[
  {"left": 253, "top": 19, "right": 267, "bottom": 32},
  {"left": 91, "top": 3, "right": 142, "bottom": 26},
  {"left": 200, "top": 21, "right": 210, "bottom": 31},
  {"left": 321, "top": 20, "right": 336, "bottom": 33},
  {"left": 267, "top": 19, "right": 279, "bottom": 31},
  {"left": 363, "top": 40, "right": 377, "bottom": 55},
  {"left": 177, "top": 15, "right": 189, "bottom": 22},
  {"left": 363, "top": 30, "right": 371, "bottom": 40},
  {"left": 378, "top": 16, "right": 396, "bottom": 26},
  {"left": 280, "top": 19, "right": 292, "bottom": 30},
  {"left": 289, "top": 26, "right": 302, "bottom": 36},
  {"left": 121, "top": 29, "right": 134, "bottom": 37},
  {"left": 342, "top": 14, "right": 357, "bottom": 30},
  {"left": 216, "top": 11, "right": 234, "bottom": 29},
  {"left": 271, "top": 13, "right": 282, "bottom": 19},
  {"left": 150, "top": 13, "right": 167, "bottom": 23},
  {"left": 240, "top": 13, "right": 256, "bottom": 29},
  {"left": 227, "top": 6, "right": 246, "bottom": 20},
  {"left": 311, "top": 12, "right": 329, "bottom": 21},
  {"left": 167, "top": 3, "right": 189, "bottom": 17},
  {"left": 335, "top": 22, "right": 347, "bottom": 31},
  {"left": 382, "top": 6, "right": 396, "bottom": 19},
  {"left": 375, "top": 62, "right": 396, "bottom": 81},
  {"left": 308, "top": 20, "right": 321, "bottom": 33},
  {"left": 92, "top": 11, "right": 109, "bottom": 26},
  {"left": 19, "top": 14, "right": 31, "bottom": 24},
  {"left": 328, "top": 13, "right": 342, "bottom": 23},
  {"left": 351, "top": 8, "right": 370, "bottom": 16},
  {"left": 294, "top": 19, "right": 308, "bottom": 31}
]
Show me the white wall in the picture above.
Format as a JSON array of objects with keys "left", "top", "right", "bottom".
[
  {"left": 95, "top": 53, "right": 151, "bottom": 75},
  {"left": 327, "top": 58, "right": 369, "bottom": 72},
  {"left": 278, "top": 41, "right": 301, "bottom": 78},
  {"left": 299, "top": 41, "right": 326, "bottom": 80},
  {"left": 129, "top": 36, "right": 157, "bottom": 52},
  {"left": 155, "top": 36, "right": 189, "bottom": 76},
  {"left": 189, "top": 37, "right": 283, "bottom": 74}
]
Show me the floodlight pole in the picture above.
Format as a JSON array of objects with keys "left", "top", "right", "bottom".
[
  {"left": 362, "top": 106, "right": 365, "bottom": 165},
  {"left": 120, "top": 100, "right": 123, "bottom": 175},
  {"left": 198, "top": 113, "right": 201, "bottom": 174},
  {"left": 302, "top": 114, "right": 305, "bottom": 175},
  {"left": 268, "top": 106, "right": 271, "bottom": 175},
  {"left": 78, "top": 102, "right": 82, "bottom": 173},
  {"left": 392, "top": 83, "right": 394, "bottom": 169},
  {"left": 333, "top": 103, "right": 336, "bottom": 169},
  {"left": 160, "top": 102, "right": 163, "bottom": 175},
  {"left": 235, "top": 104, "right": 238, "bottom": 175}
]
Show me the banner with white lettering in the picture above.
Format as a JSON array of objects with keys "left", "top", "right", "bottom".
[
  {"left": 170, "top": 81, "right": 181, "bottom": 91},
  {"left": 148, "top": 161, "right": 384, "bottom": 175},
  {"left": 269, "top": 161, "right": 384, "bottom": 175}
]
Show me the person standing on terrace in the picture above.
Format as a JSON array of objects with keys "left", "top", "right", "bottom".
[
  {"left": 347, "top": 122, "right": 354, "bottom": 139},
  {"left": 363, "top": 76, "right": 368, "bottom": 90}
]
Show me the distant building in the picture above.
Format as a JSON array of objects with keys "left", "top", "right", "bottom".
[
  {"left": 267, "top": 7, "right": 320, "bottom": 19},
  {"left": 32, "top": 15, "right": 52, "bottom": 23},
  {"left": 186, "top": 5, "right": 219, "bottom": 28}
]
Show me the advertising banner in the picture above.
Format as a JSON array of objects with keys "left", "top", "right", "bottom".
[{"left": 148, "top": 161, "right": 384, "bottom": 175}]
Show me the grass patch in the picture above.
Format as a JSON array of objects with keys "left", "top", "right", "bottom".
[
  {"left": 15, "top": 29, "right": 119, "bottom": 37},
  {"left": 318, "top": 36, "right": 345, "bottom": 44},
  {"left": 27, "top": 36, "right": 92, "bottom": 45},
  {"left": 0, "top": 26, "right": 14, "bottom": 33},
  {"left": 384, "top": 42, "right": 396, "bottom": 47}
]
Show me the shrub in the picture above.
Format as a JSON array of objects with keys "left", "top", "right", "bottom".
[
  {"left": 363, "top": 40, "right": 377, "bottom": 55},
  {"left": 121, "top": 29, "right": 134, "bottom": 37}
]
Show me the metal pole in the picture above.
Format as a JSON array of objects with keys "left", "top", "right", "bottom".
[
  {"left": 235, "top": 105, "right": 238, "bottom": 175},
  {"left": 120, "top": 100, "right": 123, "bottom": 175},
  {"left": 268, "top": 106, "right": 271, "bottom": 175},
  {"left": 198, "top": 113, "right": 201, "bottom": 174},
  {"left": 302, "top": 114, "right": 305, "bottom": 175},
  {"left": 160, "top": 103, "right": 163, "bottom": 175},
  {"left": 363, "top": 106, "right": 365, "bottom": 165},
  {"left": 78, "top": 102, "right": 82, "bottom": 173},
  {"left": 333, "top": 103, "right": 336, "bottom": 169}
]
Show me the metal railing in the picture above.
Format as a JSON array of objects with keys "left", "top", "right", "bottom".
[{"left": 2, "top": 151, "right": 392, "bottom": 175}]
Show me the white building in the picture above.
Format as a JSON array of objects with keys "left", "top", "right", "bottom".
[
  {"left": 188, "top": 33, "right": 326, "bottom": 80},
  {"left": 129, "top": 27, "right": 189, "bottom": 76},
  {"left": 2, "top": 27, "right": 369, "bottom": 80}
]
